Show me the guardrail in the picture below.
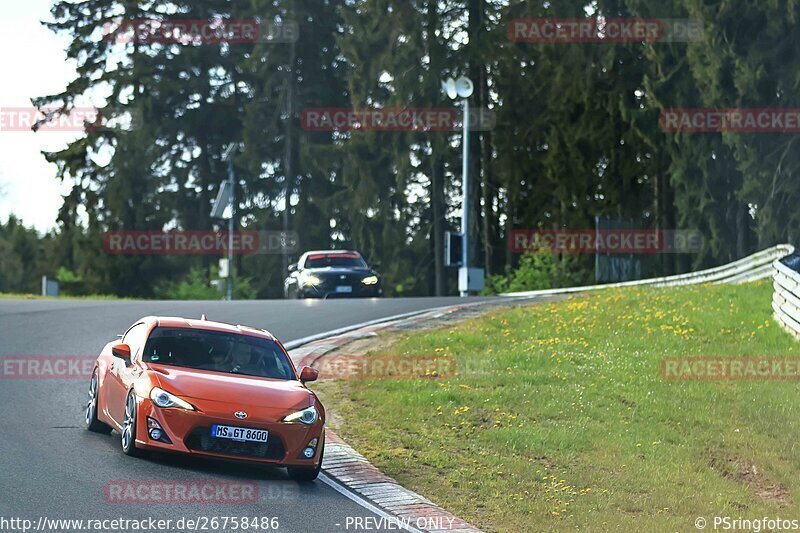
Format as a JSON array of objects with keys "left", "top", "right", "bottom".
[
  {"left": 773, "top": 254, "right": 800, "bottom": 339},
  {"left": 500, "top": 244, "right": 795, "bottom": 297}
]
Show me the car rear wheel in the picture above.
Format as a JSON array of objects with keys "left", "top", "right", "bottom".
[
  {"left": 121, "top": 392, "right": 143, "bottom": 457},
  {"left": 287, "top": 444, "right": 323, "bottom": 482},
  {"left": 85, "top": 369, "right": 112, "bottom": 434}
]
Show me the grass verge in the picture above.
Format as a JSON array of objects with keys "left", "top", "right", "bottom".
[
  {"left": 0, "top": 293, "right": 131, "bottom": 300},
  {"left": 313, "top": 281, "right": 800, "bottom": 532}
]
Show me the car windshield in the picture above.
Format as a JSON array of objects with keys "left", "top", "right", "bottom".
[
  {"left": 142, "top": 327, "right": 295, "bottom": 380},
  {"left": 304, "top": 254, "right": 367, "bottom": 269}
]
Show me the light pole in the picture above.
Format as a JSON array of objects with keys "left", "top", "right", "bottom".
[
  {"left": 442, "top": 76, "right": 478, "bottom": 296},
  {"left": 459, "top": 98, "right": 470, "bottom": 296},
  {"left": 282, "top": 10, "right": 296, "bottom": 279}
]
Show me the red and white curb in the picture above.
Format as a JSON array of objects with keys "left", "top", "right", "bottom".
[
  {"left": 286, "top": 304, "right": 487, "bottom": 533},
  {"left": 320, "top": 430, "right": 479, "bottom": 532},
  {"left": 289, "top": 305, "right": 468, "bottom": 369}
]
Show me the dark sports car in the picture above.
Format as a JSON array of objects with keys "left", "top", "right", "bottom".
[{"left": 284, "top": 250, "right": 383, "bottom": 299}]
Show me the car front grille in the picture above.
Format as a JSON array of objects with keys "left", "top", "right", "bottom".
[
  {"left": 185, "top": 427, "right": 286, "bottom": 460},
  {"left": 320, "top": 273, "right": 364, "bottom": 286}
]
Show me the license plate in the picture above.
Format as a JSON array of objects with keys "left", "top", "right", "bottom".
[
  {"left": 335, "top": 285, "right": 353, "bottom": 293},
  {"left": 211, "top": 424, "right": 268, "bottom": 443}
]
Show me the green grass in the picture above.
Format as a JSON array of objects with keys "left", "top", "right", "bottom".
[
  {"left": 0, "top": 293, "right": 131, "bottom": 300},
  {"left": 315, "top": 281, "right": 800, "bottom": 532}
]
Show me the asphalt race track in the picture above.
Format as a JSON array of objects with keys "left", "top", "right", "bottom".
[{"left": 0, "top": 296, "right": 498, "bottom": 533}]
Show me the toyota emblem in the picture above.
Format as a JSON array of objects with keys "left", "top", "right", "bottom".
[{"left": 234, "top": 411, "right": 248, "bottom": 419}]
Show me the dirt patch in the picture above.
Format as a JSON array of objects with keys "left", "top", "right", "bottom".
[
  {"left": 709, "top": 454, "right": 791, "bottom": 507},
  {"left": 617, "top": 395, "right": 636, "bottom": 408}
]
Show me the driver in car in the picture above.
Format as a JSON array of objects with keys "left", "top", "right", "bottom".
[
  {"left": 212, "top": 340, "right": 283, "bottom": 377},
  {"left": 229, "top": 343, "right": 262, "bottom": 375}
]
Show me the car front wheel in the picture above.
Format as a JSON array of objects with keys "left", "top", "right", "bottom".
[
  {"left": 287, "top": 445, "right": 323, "bottom": 482},
  {"left": 121, "top": 392, "right": 143, "bottom": 457}
]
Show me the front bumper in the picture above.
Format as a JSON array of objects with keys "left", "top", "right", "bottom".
[
  {"left": 299, "top": 283, "right": 382, "bottom": 299},
  {"left": 134, "top": 398, "right": 324, "bottom": 467}
]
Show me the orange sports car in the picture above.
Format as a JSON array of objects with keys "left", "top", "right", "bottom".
[{"left": 85, "top": 315, "right": 325, "bottom": 481}]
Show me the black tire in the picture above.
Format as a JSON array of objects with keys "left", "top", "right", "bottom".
[
  {"left": 121, "top": 391, "right": 144, "bottom": 457},
  {"left": 285, "top": 286, "right": 301, "bottom": 299},
  {"left": 85, "top": 369, "right": 112, "bottom": 434},
  {"left": 287, "top": 444, "right": 323, "bottom": 482}
]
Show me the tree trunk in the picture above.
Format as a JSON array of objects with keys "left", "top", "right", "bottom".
[
  {"left": 468, "top": 0, "right": 484, "bottom": 272},
  {"left": 428, "top": 0, "right": 446, "bottom": 295}
]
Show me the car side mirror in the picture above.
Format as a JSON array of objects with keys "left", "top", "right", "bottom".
[
  {"left": 299, "top": 366, "right": 319, "bottom": 383},
  {"left": 111, "top": 343, "right": 131, "bottom": 362},
  {"left": 288, "top": 263, "right": 297, "bottom": 273},
  {"left": 370, "top": 262, "right": 381, "bottom": 270}
]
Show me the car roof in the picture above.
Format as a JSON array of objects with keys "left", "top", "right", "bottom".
[
  {"left": 299, "top": 250, "right": 364, "bottom": 264},
  {"left": 301, "top": 250, "right": 361, "bottom": 257},
  {"left": 136, "top": 316, "right": 278, "bottom": 341}
]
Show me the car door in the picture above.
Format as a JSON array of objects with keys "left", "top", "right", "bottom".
[{"left": 106, "top": 322, "right": 147, "bottom": 426}]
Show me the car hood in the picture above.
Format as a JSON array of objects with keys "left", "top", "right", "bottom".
[{"left": 147, "top": 364, "right": 312, "bottom": 410}]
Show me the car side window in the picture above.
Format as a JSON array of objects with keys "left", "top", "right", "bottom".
[{"left": 122, "top": 323, "right": 148, "bottom": 359}]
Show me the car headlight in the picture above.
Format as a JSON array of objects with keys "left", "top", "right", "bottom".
[
  {"left": 150, "top": 387, "right": 195, "bottom": 410},
  {"left": 300, "top": 273, "right": 322, "bottom": 286},
  {"left": 283, "top": 405, "right": 318, "bottom": 425},
  {"left": 361, "top": 275, "right": 379, "bottom": 285}
]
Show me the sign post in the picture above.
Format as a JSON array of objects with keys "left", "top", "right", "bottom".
[{"left": 212, "top": 143, "right": 239, "bottom": 301}]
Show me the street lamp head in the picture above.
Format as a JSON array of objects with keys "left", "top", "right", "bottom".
[
  {"left": 441, "top": 78, "right": 458, "bottom": 100},
  {"left": 455, "top": 76, "right": 474, "bottom": 98}
]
